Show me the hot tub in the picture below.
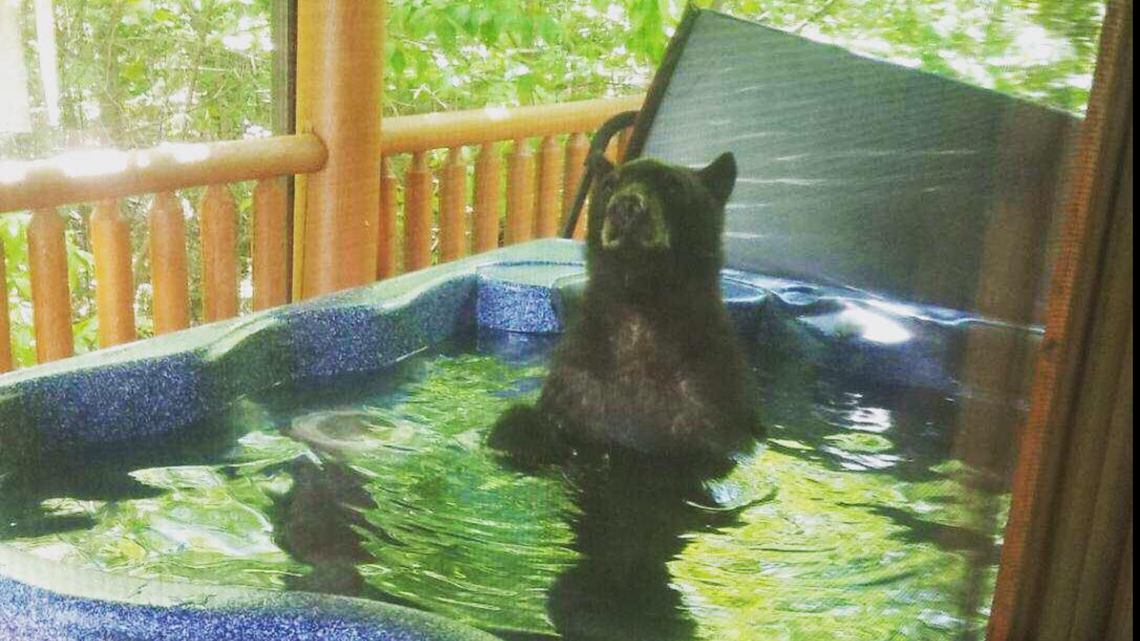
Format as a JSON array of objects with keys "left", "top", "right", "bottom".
[{"left": 0, "top": 239, "right": 1035, "bottom": 641}]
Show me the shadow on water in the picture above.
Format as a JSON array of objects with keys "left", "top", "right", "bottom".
[
  {"left": 0, "top": 416, "right": 242, "bottom": 542},
  {"left": 852, "top": 503, "right": 1000, "bottom": 563}
]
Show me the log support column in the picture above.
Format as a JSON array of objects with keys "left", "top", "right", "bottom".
[{"left": 294, "top": 0, "right": 385, "bottom": 298}]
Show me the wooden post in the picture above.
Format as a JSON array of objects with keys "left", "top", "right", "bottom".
[
  {"left": 295, "top": 0, "right": 384, "bottom": 298},
  {"left": 199, "top": 184, "right": 239, "bottom": 322},
  {"left": 564, "top": 132, "right": 589, "bottom": 240},
  {"left": 89, "top": 199, "right": 136, "bottom": 347},
  {"left": 403, "top": 151, "right": 432, "bottom": 272},
  {"left": 252, "top": 177, "right": 290, "bottom": 311},
  {"left": 987, "top": 2, "right": 1134, "bottom": 638},
  {"left": 27, "top": 208, "right": 72, "bottom": 363},
  {"left": 149, "top": 192, "right": 190, "bottom": 335},
  {"left": 473, "top": 142, "right": 502, "bottom": 254},
  {"left": 439, "top": 148, "right": 468, "bottom": 262},
  {"left": 376, "top": 156, "right": 398, "bottom": 279},
  {"left": 506, "top": 138, "right": 535, "bottom": 244},
  {"left": 0, "top": 241, "right": 13, "bottom": 372},
  {"left": 535, "top": 135, "right": 564, "bottom": 238}
]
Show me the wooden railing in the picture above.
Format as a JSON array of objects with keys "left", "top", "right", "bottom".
[
  {"left": 1, "top": 135, "right": 326, "bottom": 369},
  {"left": 0, "top": 95, "right": 640, "bottom": 373},
  {"left": 375, "top": 95, "right": 640, "bottom": 276}
]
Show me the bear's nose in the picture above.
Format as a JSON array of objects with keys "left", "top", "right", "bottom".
[{"left": 605, "top": 193, "right": 648, "bottom": 237}]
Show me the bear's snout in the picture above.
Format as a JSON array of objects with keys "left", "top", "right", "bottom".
[
  {"left": 603, "top": 191, "right": 667, "bottom": 250},
  {"left": 607, "top": 193, "right": 648, "bottom": 230}
]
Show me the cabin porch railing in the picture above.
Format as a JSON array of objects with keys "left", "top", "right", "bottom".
[{"left": 0, "top": 95, "right": 641, "bottom": 373}]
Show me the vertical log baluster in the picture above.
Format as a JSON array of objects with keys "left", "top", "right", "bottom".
[
  {"left": 27, "top": 208, "right": 72, "bottom": 363},
  {"left": 199, "top": 184, "right": 238, "bottom": 322},
  {"left": 506, "top": 138, "right": 535, "bottom": 245},
  {"left": 439, "top": 147, "right": 468, "bottom": 263},
  {"left": 376, "top": 157, "right": 398, "bottom": 279},
  {"left": 564, "top": 132, "right": 589, "bottom": 240},
  {"left": 90, "top": 199, "right": 136, "bottom": 347},
  {"left": 149, "top": 192, "right": 190, "bottom": 335},
  {"left": 536, "top": 135, "right": 564, "bottom": 238},
  {"left": 403, "top": 151, "right": 432, "bottom": 272},
  {"left": 473, "top": 142, "right": 502, "bottom": 254},
  {"left": 0, "top": 241, "right": 12, "bottom": 372},
  {"left": 252, "top": 177, "right": 289, "bottom": 311}
]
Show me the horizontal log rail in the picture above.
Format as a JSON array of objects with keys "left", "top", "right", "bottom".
[
  {"left": 0, "top": 134, "right": 327, "bottom": 214},
  {"left": 381, "top": 94, "right": 643, "bottom": 154},
  {"left": 0, "top": 138, "right": 312, "bottom": 372},
  {"left": 0, "top": 96, "right": 640, "bottom": 374}
]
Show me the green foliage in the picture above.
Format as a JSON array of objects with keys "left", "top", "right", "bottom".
[
  {"left": 736, "top": 0, "right": 1104, "bottom": 114},
  {"left": 1, "top": 216, "right": 35, "bottom": 366},
  {"left": 8, "top": 0, "right": 275, "bottom": 157},
  {"left": 0, "top": 0, "right": 1106, "bottom": 369},
  {"left": 383, "top": 0, "right": 659, "bottom": 112}
]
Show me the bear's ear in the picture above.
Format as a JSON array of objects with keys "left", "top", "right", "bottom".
[
  {"left": 697, "top": 152, "right": 737, "bottom": 205},
  {"left": 588, "top": 151, "right": 614, "bottom": 176}
]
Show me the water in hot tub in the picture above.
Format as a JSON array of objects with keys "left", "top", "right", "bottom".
[{"left": 2, "top": 332, "right": 1011, "bottom": 641}]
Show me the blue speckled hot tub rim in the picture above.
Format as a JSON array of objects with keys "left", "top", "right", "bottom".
[
  {"left": 0, "top": 238, "right": 1032, "bottom": 641},
  {"left": 0, "top": 542, "right": 502, "bottom": 641},
  {"left": 0, "top": 243, "right": 584, "bottom": 445}
]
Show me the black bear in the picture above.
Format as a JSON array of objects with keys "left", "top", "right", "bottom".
[{"left": 489, "top": 151, "right": 762, "bottom": 475}]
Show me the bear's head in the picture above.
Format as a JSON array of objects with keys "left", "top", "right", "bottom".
[{"left": 586, "top": 152, "right": 737, "bottom": 289}]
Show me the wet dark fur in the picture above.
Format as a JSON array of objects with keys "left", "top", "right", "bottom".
[{"left": 489, "top": 152, "right": 763, "bottom": 473}]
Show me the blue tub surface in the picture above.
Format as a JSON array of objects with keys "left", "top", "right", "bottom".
[{"left": 0, "top": 544, "right": 499, "bottom": 641}]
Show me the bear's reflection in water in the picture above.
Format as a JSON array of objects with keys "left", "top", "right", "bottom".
[
  {"left": 270, "top": 455, "right": 412, "bottom": 605},
  {"left": 545, "top": 450, "right": 744, "bottom": 641},
  {"left": 274, "top": 410, "right": 747, "bottom": 641}
]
